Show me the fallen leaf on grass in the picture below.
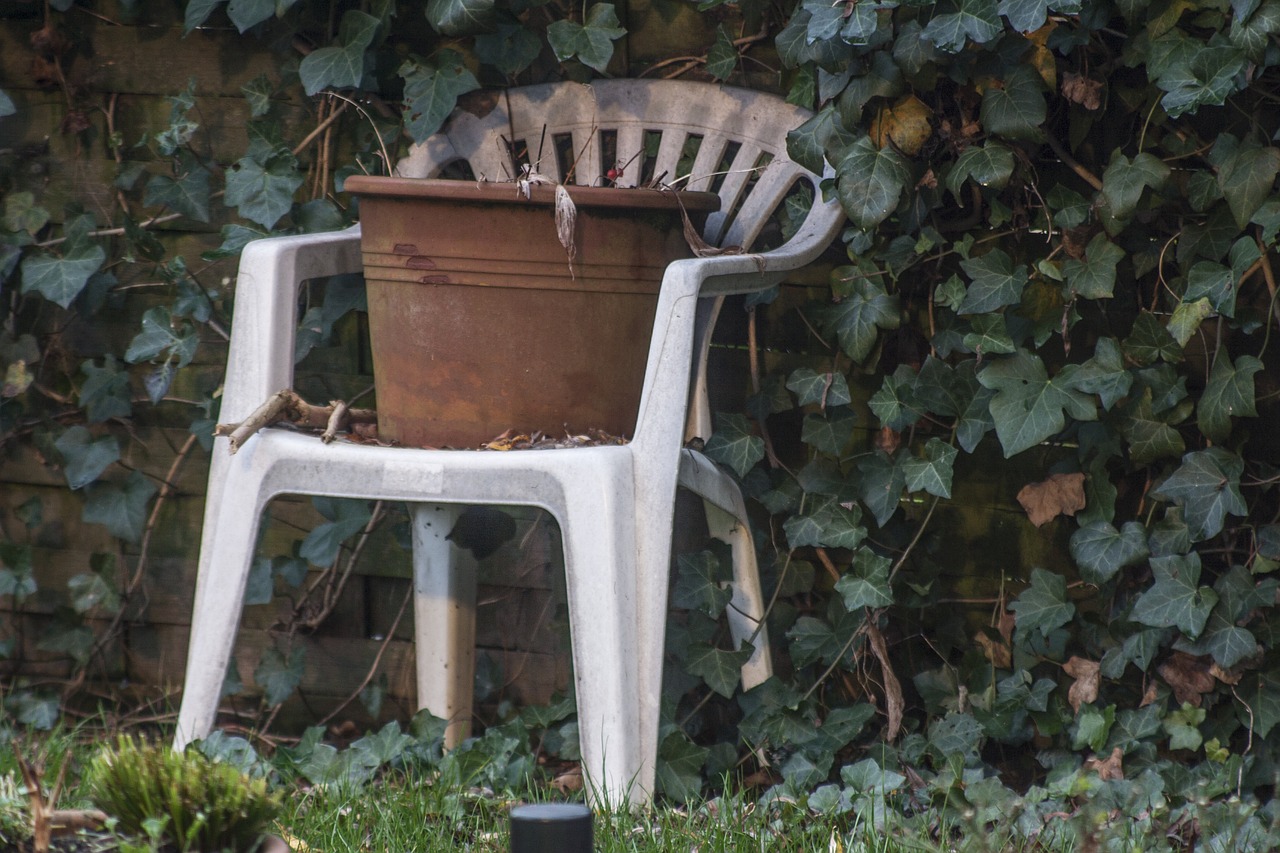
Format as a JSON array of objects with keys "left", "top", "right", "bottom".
[
  {"left": 1017, "top": 472, "right": 1087, "bottom": 527},
  {"left": 551, "top": 764, "right": 583, "bottom": 794}
]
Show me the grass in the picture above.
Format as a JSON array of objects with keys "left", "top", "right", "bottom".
[
  {"left": 275, "top": 770, "right": 958, "bottom": 852},
  {"left": 0, "top": 724, "right": 1260, "bottom": 853}
]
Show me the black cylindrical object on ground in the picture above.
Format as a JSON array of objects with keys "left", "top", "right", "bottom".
[{"left": 509, "top": 803, "right": 593, "bottom": 853}]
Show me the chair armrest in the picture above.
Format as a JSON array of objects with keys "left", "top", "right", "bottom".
[
  {"left": 693, "top": 216, "right": 844, "bottom": 296},
  {"left": 220, "top": 225, "right": 364, "bottom": 423}
]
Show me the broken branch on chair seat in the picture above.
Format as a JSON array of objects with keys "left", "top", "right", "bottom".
[{"left": 214, "top": 389, "right": 378, "bottom": 454}]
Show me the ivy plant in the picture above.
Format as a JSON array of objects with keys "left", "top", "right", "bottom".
[{"left": 2, "top": 0, "right": 1280, "bottom": 823}]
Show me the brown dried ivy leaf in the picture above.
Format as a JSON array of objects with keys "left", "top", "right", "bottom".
[
  {"left": 1158, "top": 652, "right": 1216, "bottom": 706},
  {"left": 1017, "top": 472, "right": 1087, "bottom": 527},
  {"left": 975, "top": 630, "right": 1012, "bottom": 669},
  {"left": 869, "top": 95, "right": 934, "bottom": 157},
  {"left": 554, "top": 184, "right": 577, "bottom": 278},
  {"left": 1063, "top": 655, "right": 1100, "bottom": 713},
  {"left": 1061, "top": 72, "right": 1104, "bottom": 110},
  {"left": 1082, "top": 746, "right": 1124, "bottom": 781}
]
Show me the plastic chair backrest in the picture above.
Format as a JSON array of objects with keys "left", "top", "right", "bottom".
[{"left": 394, "top": 80, "right": 827, "bottom": 254}]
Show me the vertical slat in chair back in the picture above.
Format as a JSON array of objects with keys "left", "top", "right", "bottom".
[{"left": 394, "top": 80, "right": 828, "bottom": 253}]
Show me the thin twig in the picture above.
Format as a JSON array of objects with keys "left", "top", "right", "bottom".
[{"left": 316, "top": 584, "right": 412, "bottom": 726}]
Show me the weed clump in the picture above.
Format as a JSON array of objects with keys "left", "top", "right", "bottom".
[{"left": 87, "top": 737, "right": 280, "bottom": 852}]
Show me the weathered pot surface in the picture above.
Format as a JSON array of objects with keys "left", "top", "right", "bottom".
[{"left": 346, "top": 176, "right": 720, "bottom": 448}]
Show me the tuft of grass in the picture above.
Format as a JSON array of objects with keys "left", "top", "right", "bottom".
[{"left": 87, "top": 736, "right": 280, "bottom": 852}]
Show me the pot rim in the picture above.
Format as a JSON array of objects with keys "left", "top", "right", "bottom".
[{"left": 344, "top": 175, "right": 721, "bottom": 212}]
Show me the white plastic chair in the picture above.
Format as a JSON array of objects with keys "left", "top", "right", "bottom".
[{"left": 174, "top": 79, "right": 844, "bottom": 806}]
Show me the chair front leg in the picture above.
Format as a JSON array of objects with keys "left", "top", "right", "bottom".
[{"left": 174, "top": 463, "right": 270, "bottom": 750}]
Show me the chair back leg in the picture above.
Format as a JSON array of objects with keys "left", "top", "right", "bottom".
[
  {"left": 409, "top": 503, "right": 475, "bottom": 748},
  {"left": 702, "top": 502, "right": 773, "bottom": 690}
]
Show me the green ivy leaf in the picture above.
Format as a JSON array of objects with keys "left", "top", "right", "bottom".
[
  {"left": 1150, "top": 447, "right": 1246, "bottom": 541},
  {"left": 474, "top": 22, "right": 543, "bottom": 77},
  {"left": 869, "top": 365, "right": 921, "bottom": 430},
  {"left": 1070, "top": 521, "right": 1149, "bottom": 585},
  {"left": 704, "top": 412, "right": 764, "bottom": 478},
  {"left": 787, "top": 367, "right": 852, "bottom": 408},
  {"left": 705, "top": 25, "right": 738, "bottom": 80},
  {"left": 784, "top": 496, "right": 867, "bottom": 550},
  {"left": 82, "top": 470, "right": 158, "bottom": 542},
  {"left": 962, "top": 313, "right": 1016, "bottom": 355},
  {"left": 1131, "top": 552, "right": 1218, "bottom": 637},
  {"left": 1155, "top": 41, "right": 1247, "bottom": 117},
  {"left": 1067, "top": 338, "right": 1133, "bottom": 410},
  {"left": 1202, "top": 621, "right": 1257, "bottom": 668},
  {"left": 801, "top": 408, "right": 857, "bottom": 456},
  {"left": 856, "top": 451, "right": 906, "bottom": 526},
  {"left": 901, "top": 437, "right": 957, "bottom": 499},
  {"left": 20, "top": 241, "right": 106, "bottom": 309},
  {"left": 1123, "top": 311, "right": 1183, "bottom": 366},
  {"left": 546, "top": 4, "right": 626, "bottom": 73},
  {"left": 834, "top": 136, "right": 910, "bottom": 228},
  {"left": 400, "top": 51, "right": 480, "bottom": 144},
  {"left": 426, "top": 0, "right": 495, "bottom": 36},
  {"left": 655, "top": 732, "right": 707, "bottom": 803},
  {"left": 299, "top": 497, "right": 372, "bottom": 565},
  {"left": 1118, "top": 388, "right": 1185, "bottom": 465},
  {"left": 1011, "top": 567, "right": 1075, "bottom": 638},
  {"left": 125, "top": 307, "right": 199, "bottom": 368},
  {"left": 922, "top": 0, "right": 1001, "bottom": 51},
  {"left": 55, "top": 426, "right": 120, "bottom": 490},
  {"left": 1197, "top": 352, "right": 1261, "bottom": 442},
  {"left": 822, "top": 274, "right": 901, "bottom": 363},
  {"left": 68, "top": 566, "right": 120, "bottom": 614},
  {"left": 927, "top": 712, "right": 985, "bottom": 762},
  {"left": 224, "top": 150, "right": 304, "bottom": 229},
  {"left": 1162, "top": 703, "right": 1205, "bottom": 751},
  {"left": 788, "top": 616, "right": 851, "bottom": 667},
  {"left": 1239, "top": 669, "right": 1280, "bottom": 737},
  {"left": 299, "top": 11, "right": 380, "bottom": 94},
  {"left": 1166, "top": 297, "right": 1214, "bottom": 347},
  {"left": 1183, "top": 261, "right": 1236, "bottom": 316},
  {"left": 978, "top": 350, "right": 1097, "bottom": 457},
  {"left": 1061, "top": 234, "right": 1125, "bottom": 300},
  {"left": 255, "top": 645, "right": 306, "bottom": 707},
  {"left": 227, "top": 0, "right": 274, "bottom": 30},
  {"left": 999, "top": 0, "right": 1051, "bottom": 31},
  {"left": 979, "top": 66, "right": 1046, "bottom": 141},
  {"left": 835, "top": 548, "right": 893, "bottom": 610},
  {"left": 1100, "top": 151, "right": 1171, "bottom": 219},
  {"left": 1071, "top": 703, "right": 1115, "bottom": 752},
  {"left": 144, "top": 162, "right": 212, "bottom": 223},
  {"left": 79, "top": 358, "right": 133, "bottom": 423},
  {"left": 686, "top": 642, "right": 753, "bottom": 697},
  {"left": 673, "top": 550, "right": 732, "bottom": 616},
  {"left": 947, "top": 142, "right": 1015, "bottom": 193},
  {"left": 958, "top": 249, "right": 1027, "bottom": 313},
  {"left": 1217, "top": 139, "right": 1280, "bottom": 227}
]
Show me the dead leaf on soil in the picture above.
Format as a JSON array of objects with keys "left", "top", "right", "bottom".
[
  {"left": 1017, "top": 472, "right": 1087, "bottom": 527},
  {"left": 1158, "top": 652, "right": 1216, "bottom": 706},
  {"left": 1063, "top": 655, "right": 1100, "bottom": 713},
  {"left": 1082, "top": 746, "right": 1124, "bottom": 781},
  {"left": 551, "top": 764, "right": 584, "bottom": 794}
]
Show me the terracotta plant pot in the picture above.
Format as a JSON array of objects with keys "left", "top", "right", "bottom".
[{"left": 344, "top": 176, "right": 720, "bottom": 448}]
